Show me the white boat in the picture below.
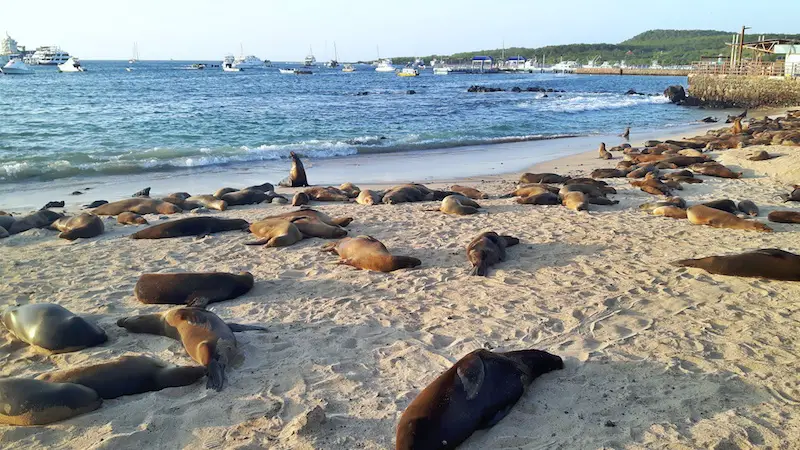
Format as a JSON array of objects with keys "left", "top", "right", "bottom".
[
  {"left": 397, "top": 66, "right": 419, "bottom": 77},
  {"left": 0, "top": 33, "right": 21, "bottom": 67},
  {"left": 222, "top": 55, "right": 241, "bottom": 72},
  {"left": 433, "top": 66, "right": 451, "bottom": 75},
  {"left": 232, "top": 45, "right": 266, "bottom": 69},
  {"left": 304, "top": 46, "right": 316, "bottom": 66},
  {"left": 125, "top": 67, "right": 133, "bottom": 72},
  {"left": 342, "top": 64, "right": 355, "bottom": 72},
  {"left": 375, "top": 59, "right": 395, "bottom": 72},
  {"left": 58, "top": 57, "right": 85, "bottom": 72},
  {"left": 550, "top": 60, "right": 579, "bottom": 74},
  {"left": 327, "top": 42, "right": 339, "bottom": 68},
  {"left": 279, "top": 68, "right": 296, "bottom": 74},
  {"left": 129, "top": 42, "right": 139, "bottom": 64},
  {"left": 25, "top": 46, "right": 70, "bottom": 65},
  {"left": 1, "top": 58, "right": 34, "bottom": 75}
]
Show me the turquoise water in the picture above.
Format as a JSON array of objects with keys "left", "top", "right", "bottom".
[{"left": 0, "top": 61, "right": 711, "bottom": 184}]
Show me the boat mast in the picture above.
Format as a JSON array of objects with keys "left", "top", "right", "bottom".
[{"left": 334, "top": 42, "right": 338, "bottom": 61}]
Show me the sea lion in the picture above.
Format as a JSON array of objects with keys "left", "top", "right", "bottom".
[
  {"left": 118, "top": 212, "right": 148, "bottom": 225},
  {"left": 440, "top": 195, "right": 480, "bottom": 215},
  {"left": 0, "top": 227, "right": 8, "bottom": 239},
  {"left": 245, "top": 182, "right": 275, "bottom": 193},
  {"left": 687, "top": 205, "right": 772, "bottom": 232},
  {"left": 561, "top": 191, "right": 588, "bottom": 211},
  {"left": 0, "top": 379, "right": 102, "bottom": 426},
  {"left": 268, "top": 208, "right": 353, "bottom": 228},
  {"left": 130, "top": 217, "right": 250, "bottom": 239},
  {"left": 292, "top": 192, "right": 310, "bottom": 206},
  {"left": 630, "top": 174, "right": 671, "bottom": 196},
  {"left": 42, "top": 201, "right": 65, "bottom": 209},
  {"left": 519, "top": 173, "right": 570, "bottom": 184},
  {"left": 221, "top": 188, "right": 268, "bottom": 206},
  {"left": 161, "top": 196, "right": 200, "bottom": 210},
  {"left": 7, "top": 210, "right": 64, "bottom": 235},
  {"left": 731, "top": 117, "right": 743, "bottom": 134},
  {"left": 639, "top": 197, "right": 687, "bottom": 212},
  {"left": 168, "top": 192, "right": 192, "bottom": 200},
  {"left": 559, "top": 184, "right": 605, "bottom": 199},
  {"left": 187, "top": 195, "right": 228, "bottom": 211},
  {"left": 305, "top": 186, "right": 350, "bottom": 202},
  {"left": 450, "top": 185, "right": 489, "bottom": 200},
  {"left": 278, "top": 151, "right": 309, "bottom": 187},
  {"left": 702, "top": 199, "right": 739, "bottom": 215},
  {"left": 339, "top": 182, "right": 361, "bottom": 198},
  {"left": 516, "top": 192, "right": 560, "bottom": 205},
  {"left": 36, "top": 355, "right": 206, "bottom": 399},
  {"left": 356, "top": 189, "right": 383, "bottom": 205},
  {"left": 93, "top": 198, "right": 181, "bottom": 216},
  {"left": 264, "top": 209, "right": 351, "bottom": 238},
  {"left": 82, "top": 200, "right": 108, "bottom": 209},
  {"left": 621, "top": 127, "right": 630, "bottom": 140},
  {"left": 466, "top": 232, "right": 519, "bottom": 276},
  {"left": 738, "top": 200, "right": 759, "bottom": 217},
  {"left": 672, "top": 249, "right": 800, "bottom": 281},
  {"left": 501, "top": 184, "right": 557, "bottom": 198},
  {"left": 0, "top": 214, "right": 15, "bottom": 232},
  {"left": 677, "top": 149, "right": 704, "bottom": 157},
  {"left": 652, "top": 206, "right": 688, "bottom": 219},
  {"left": 563, "top": 178, "right": 615, "bottom": 194},
  {"left": 135, "top": 272, "right": 254, "bottom": 305},
  {"left": 50, "top": 213, "right": 104, "bottom": 240},
  {"left": 246, "top": 218, "right": 304, "bottom": 247},
  {"left": 322, "top": 235, "right": 421, "bottom": 272},
  {"left": 214, "top": 187, "right": 238, "bottom": 199},
  {"left": 627, "top": 165, "right": 658, "bottom": 179},
  {"left": 1, "top": 303, "right": 107, "bottom": 353},
  {"left": 132, "top": 187, "right": 151, "bottom": 198},
  {"left": 396, "top": 348, "right": 564, "bottom": 450},
  {"left": 748, "top": 150, "right": 774, "bottom": 161},
  {"left": 768, "top": 210, "right": 800, "bottom": 223},
  {"left": 691, "top": 163, "right": 742, "bottom": 179},
  {"left": 591, "top": 168, "right": 627, "bottom": 178},
  {"left": 781, "top": 186, "right": 800, "bottom": 203},
  {"left": 598, "top": 142, "right": 612, "bottom": 160},
  {"left": 117, "top": 304, "right": 267, "bottom": 391},
  {"left": 382, "top": 184, "right": 453, "bottom": 204}
]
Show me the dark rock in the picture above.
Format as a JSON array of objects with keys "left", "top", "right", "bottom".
[
  {"left": 700, "top": 116, "right": 719, "bottom": 123},
  {"left": 605, "top": 420, "right": 617, "bottom": 427},
  {"left": 71, "top": 191, "right": 83, "bottom": 196},
  {"left": 542, "top": 94, "right": 549, "bottom": 98},
  {"left": 467, "top": 85, "right": 505, "bottom": 93},
  {"left": 511, "top": 87, "right": 522, "bottom": 93},
  {"left": 625, "top": 89, "right": 644, "bottom": 95},
  {"left": 355, "top": 91, "right": 369, "bottom": 96},
  {"left": 677, "top": 96, "right": 702, "bottom": 107},
  {"left": 132, "top": 187, "right": 151, "bottom": 198},
  {"left": 546, "top": 88, "right": 554, "bottom": 92},
  {"left": 41, "top": 201, "right": 65, "bottom": 209},
  {"left": 664, "top": 85, "right": 687, "bottom": 103},
  {"left": 406, "top": 90, "right": 416, "bottom": 95}
]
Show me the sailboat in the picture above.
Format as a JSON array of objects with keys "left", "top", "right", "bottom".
[
  {"left": 374, "top": 45, "right": 395, "bottom": 73},
  {"left": 327, "top": 42, "right": 339, "bottom": 68},
  {"left": 128, "top": 42, "right": 139, "bottom": 64},
  {"left": 304, "top": 46, "right": 316, "bottom": 66}
]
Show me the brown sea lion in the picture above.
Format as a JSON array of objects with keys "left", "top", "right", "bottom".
[
  {"left": 50, "top": 213, "right": 104, "bottom": 240},
  {"left": 305, "top": 186, "right": 350, "bottom": 202},
  {"left": 449, "top": 185, "right": 489, "bottom": 199},
  {"left": 677, "top": 149, "right": 704, "bottom": 157},
  {"left": 36, "top": 355, "right": 206, "bottom": 399},
  {"left": 161, "top": 196, "right": 200, "bottom": 210},
  {"left": 748, "top": 150, "right": 774, "bottom": 161},
  {"left": 652, "top": 206, "right": 688, "bottom": 219},
  {"left": 466, "top": 232, "right": 519, "bottom": 276},
  {"left": 278, "top": 151, "right": 309, "bottom": 187},
  {"left": 7, "top": 210, "right": 64, "bottom": 235},
  {"left": 187, "top": 195, "right": 228, "bottom": 211},
  {"left": 768, "top": 210, "right": 800, "bottom": 223},
  {"left": 117, "top": 304, "right": 267, "bottom": 391},
  {"left": 516, "top": 192, "right": 560, "bottom": 205},
  {"left": 654, "top": 156, "right": 709, "bottom": 169},
  {"left": 702, "top": 199, "right": 739, "bottom": 215},
  {"left": 630, "top": 174, "right": 671, "bottom": 196},
  {"left": 731, "top": 117, "right": 743, "bottom": 134},
  {"left": 214, "top": 187, "right": 238, "bottom": 199},
  {"left": 0, "top": 379, "right": 102, "bottom": 426},
  {"left": 440, "top": 195, "right": 480, "bottom": 215},
  {"left": 501, "top": 184, "right": 557, "bottom": 198},
  {"left": 356, "top": 189, "right": 383, "bottom": 205},
  {"left": 672, "top": 249, "right": 800, "bottom": 281},
  {"left": 268, "top": 208, "right": 353, "bottom": 228},
  {"left": 691, "top": 163, "right": 742, "bottom": 179},
  {"left": 781, "top": 186, "right": 800, "bottom": 203},
  {"left": 598, "top": 142, "right": 612, "bottom": 160},
  {"left": 519, "top": 173, "right": 570, "bottom": 184},
  {"left": 1, "top": 303, "right": 107, "bottom": 354},
  {"left": 130, "top": 217, "right": 250, "bottom": 239},
  {"left": 135, "top": 272, "right": 254, "bottom": 305},
  {"left": 639, "top": 197, "right": 687, "bottom": 212},
  {"left": 292, "top": 192, "right": 310, "bottom": 206},
  {"left": 118, "top": 212, "right": 148, "bottom": 225},
  {"left": 559, "top": 184, "right": 605, "bottom": 199},
  {"left": 322, "top": 235, "right": 421, "bottom": 272},
  {"left": 245, "top": 182, "right": 275, "bottom": 193},
  {"left": 246, "top": 218, "right": 304, "bottom": 246},
  {"left": 591, "top": 168, "right": 627, "bottom": 178},
  {"left": 738, "top": 200, "right": 759, "bottom": 217},
  {"left": 562, "top": 191, "right": 588, "bottom": 211},
  {"left": 563, "top": 178, "right": 616, "bottom": 194},
  {"left": 339, "top": 182, "right": 361, "bottom": 198},
  {"left": 221, "top": 188, "right": 268, "bottom": 206},
  {"left": 687, "top": 205, "right": 772, "bottom": 232},
  {"left": 168, "top": 192, "right": 192, "bottom": 200},
  {"left": 627, "top": 165, "right": 658, "bottom": 179},
  {"left": 93, "top": 198, "right": 181, "bottom": 216},
  {"left": 396, "top": 349, "right": 564, "bottom": 450}
]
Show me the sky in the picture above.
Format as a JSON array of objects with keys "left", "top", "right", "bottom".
[{"left": 1, "top": 0, "right": 798, "bottom": 61}]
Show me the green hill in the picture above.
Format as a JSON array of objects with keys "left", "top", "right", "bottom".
[{"left": 392, "top": 29, "right": 800, "bottom": 66}]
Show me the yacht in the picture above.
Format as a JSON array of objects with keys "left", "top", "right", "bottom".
[
  {"left": 279, "top": 68, "right": 296, "bottom": 74},
  {"left": 550, "top": 60, "right": 579, "bottom": 74},
  {"left": 433, "top": 66, "right": 451, "bottom": 75},
  {"left": 129, "top": 42, "right": 140, "bottom": 64},
  {"left": 342, "top": 64, "right": 355, "bottom": 72},
  {"left": 375, "top": 59, "right": 395, "bottom": 72},
  {"left": 234, "top": 54, "right": 265, "bottom": 69},
  {"left": 1, "top": 58, "right": 34, "bottom": 75},
  {"left": 58, "top": 57, "right": 85, "bottom": 72},
  {"left": 304, "top": 46, "right": 316, "bottom": 66},
  {"left": 25, "top": 46, "right": 70, "bottom": 65},
  {"left": 327, "top": 42, "right": 339, "bottom": 68},
  {"left": 222, "top": 55, "right": 241, "bottom": 72},
  {"left": 0, "top": 33, "right": 20, "bottom": 67},
  {"left": 397, "top": 66, "right": 419, "bottom": 77}
]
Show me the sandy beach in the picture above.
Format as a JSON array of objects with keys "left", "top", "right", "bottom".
[{"left": 2, "top": 112, "right": 800, "bottom": 449}]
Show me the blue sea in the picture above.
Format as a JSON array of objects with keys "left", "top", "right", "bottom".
[{"left": 0, "top": 61, "right": 716, "bottom": 188}]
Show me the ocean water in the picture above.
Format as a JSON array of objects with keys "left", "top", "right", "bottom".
[{"left": 0, "top": 60, "right": 714, "bottom": 187}]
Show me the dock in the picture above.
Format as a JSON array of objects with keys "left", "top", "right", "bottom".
[{"left": 576, "top": 68, "right": 692, "bottom": 76}]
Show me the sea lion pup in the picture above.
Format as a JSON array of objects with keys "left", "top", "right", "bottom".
[
  {"left": 0, "top": 378, "right": 102, "bottom": 426},
  {"left": 130, "top": 217, "right": 250, "bottom": 239},
  {"left": 292, "top": 192, "right": 310, "bottom": 206},
  {"left": 687, "top": 205, "right": 772, "bottom": 232},
  {"left": 36, "top": 355, "right": 206, "bottom": 399},
  {"left": 278, "top": 151, "right": 309, "bottom": 187},
  {"left": 598, "top": 142, "right": 613, "bottom": 160},
  {"left": 305, "top": 186, "right": 351, "bottom": 202},
  {"left": 7, "top": 210, "right": 64, "bottom": 235},
  {"left": 339, "top": 182, "right": 361, "bottom": 198},
  {"left": 213, "top": 187, "right": 238, "bottom": 199},
  {"left": 466, "top": 231, "right": 519, "bottom": 276},
  {"left": 221, "top": 188, "right": 268, "bottom": 206},
  {"left": 768, "top": 211, "right": 800, "bottom": 223},
  {"left": 516, "top": 192, "right": 560, "bottom": 205},
  {"left": 322, "top": 235, "right": 421, "bottom": 272},
  {"left": 702, "top": 199, "right": 739, "bottom": 215},
  {"left": 117, "top": 303, "right": 268, "bottom": 391},
  {"left": 781, "top": 186, "right": 800, "bottom": 203},
  {"left": 82, "top": 200, "right": 108, "bottom": 209},
  {"left": 690, "top": 163, "right": 742, "bottom": 179},
  {"left": 748, "top": 150, "right": 775, "bottom": 161},
  {"left": 621, "top": 126, "right": 631, "bottom": 140},
  {"left": 652, "top": 206, "right": 688, "bottom": 219},
  {"left": 501, "top": 184, "right": 558, "bottom": 198},
  {"left": 562, "top": 191, "right": 588, "bottom": 211},
  {"left": 396, "top": 348, "right": 564, "bottom": 450},
  {"left": 356, "top": 189, "right": 383, "bottom": 205},
  {"left": 118, "top": 212, "right": 148, "bottom": 225},
  {"left": 449, "top": 185, "right": 489, "bottom": 199},
  {"left": 591, "top": 168, "right": 627, "bottom": 178},
  {"left": 1, "top": 303, "right": 107, "bottom": 354},
  {"left": 246, "top": 218, "right": 304, "bottom": 247},
  {"left": 672, "top": 248, "right": 800, "bottom": 281},
  {"left": 187, "top": 195, "right": 228, "bottom": 211},
  {"left": 93, "top": 198, "right": 181, "bottom": 216},
  {"left": 132, "top": 187, "right": 151, "bottom": 198},
  {"left": 50, "top": 213, "right": 105, "bottom": 241},
  {"left": 519, "top": 173, "right": 570, "bottom": 184},
  {"left": 135, "top": 272, "right": 254, "bottom": 305},
  {"left": 439, "top": 195, "right": 481, "bottom": 215},
  {"left": 738, "top": 200, "right": 759, "bottom": 217}
]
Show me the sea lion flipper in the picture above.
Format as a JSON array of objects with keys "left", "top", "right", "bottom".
[
  {"left": 755, "top": 248, "right": 793, "bottom": 259},
  {"left": 245, "top": 238, "right": 271, "bottom": 246},
  {"left": 501, "top": 236, "right": 520, "bottom": 247},
  {"left": 227, "top": 323, "right": 269, "bottom": 332},
  {"left": 206, "top": 359, "right": 226, "bottom": 392},
  {"left": 320, "top": 242, "right": 337, "bottom": 252},
  {"left": 187, "top": 297, "right": 210, "bottom": 309},
  {"left": 456, "top": 354, "right": 485, "bottom": 400}
]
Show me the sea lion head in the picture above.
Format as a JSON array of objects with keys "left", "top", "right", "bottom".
[{"left": 503, "top": 349, "right": 565, "bottom": 380}]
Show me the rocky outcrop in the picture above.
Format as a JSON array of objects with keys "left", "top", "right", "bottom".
[
  {"left": 688, "top": 74, "right": 800, "bottom": 109},
  {"left": 664, "top": 85, "right": 687, "bottom": 103},
  {"left": 467, "top": 85, "right": 566, "bottom": 93}
]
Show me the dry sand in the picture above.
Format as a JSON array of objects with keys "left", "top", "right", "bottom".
[{"left": 2, "top": 122, "right": 800, "bottom": 449}]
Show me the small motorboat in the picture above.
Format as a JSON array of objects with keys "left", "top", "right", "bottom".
[
  {"left": 125, "top": 67, "right": 133, "bottom": 72},
  {"left": 342, "top": 64, "right": 355, "bottom": 73},
  {"left": 397, "top": 66, "right": 419, "bottom": 77},
  {"left": 1, "top": 58, "right": 34, "bottom": 75},
  {"left": 58, "top": 57, "right": 85, "bottom": 73},
  {"left": 279, "top": 68, "right": 296, "bottom": 74},
  {"left": 294, "top": 69, "right": 312, "bottom": 75},
  {"left": 189, "top": 63, "right": 206, "bottom": 70}
]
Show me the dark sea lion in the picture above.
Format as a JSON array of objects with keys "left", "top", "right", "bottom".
[
  {"left": 187, "top": 195, "right": 227, "bottom": 211},
  {"left": 132, "top": 187, "right": 151, "bottom": 198},
  {"left": 50, "top": 213, "right": 104, "bottom": 240},
  {"left": 738, "top": 200, "right": 759, "bottom": 217},
  {"left": 702, "top": 199, "right": 738, "bottom": 215},
  {"left": 516, "top": 192, "right": 560, "bottom": 205},
  {"left": 7, "top": 210, "right": 64, "bottom": 235},
  {"left": 558, "top": 183, "right": 605, "bottom": 199},
  {"left": 627, "top": 165, "right": 658, "bottom": 179},
  {"left": 672, "top": 249, "right": 800, "bottom": 281},
  {"left": 267, "top": 192, "right": 289, "bottom": 204},
  {"left": 118, "top": 211, "right": 149, "bottom": 225},
  {"left": 1, "top": 303, "right": 107, "bottom": 353},
  {"left": 396, "top": 348, "right": 564, "bottom": 450},
  {"left": 93, "top": 198, "right": 181, "bottom": 216},
  {"left": 117, "top": 304, "right": 267, "bottom": 391},
  {"left": 278, "top": 151, "right": 309, "bottom": 187},
  {"left": 440, "top": 195, "right": 480, "bottom": 215},
  {"left": 768, "top": 210, "right": 800, "bottom": 223},
  {"left": 221, "top": 188, "right": 268, "bottom": 206},
  {"left": 691, "top": 163, "right": 742, "bottom": 179},
  {"left": 0, "top": 210, "right": 11, "bottom": 215},
  {"left": 214, "top": 187, "right": 238, "bottom": 199},
  {"left": 246, "top": 218, "right": 304, "bottom": 247},
  {"left": 82, "top": 200, "right": 108, "bottom": 209},
  {"left": 748, "top": 150, "right": 774, "bottom": 161},
  {"left": 322, "top": 235, "right": 421, "bottom": 272},
  {"left": 561, "top": 191, "right": 588, "bottom": 211},
  {"left": 0, "top": 226, "right": 8, "bottom": 239},
  {"left": 598, "top": 142, "right": 612, "bottom": 160},
  {"left": 304, "top": 186, "right": 351, "bottom": 202},
  {"left": 630, "top": 175, "right": 671, "bottom": 196},
  {"left": 160, "top": 196, "right": 198, "bottom": 210},
  {"left": 292, "top": 192, "right": 310, "bottom": 206},
  {"left": 245, "top": 182, "right": 275, "bottom": 193},
  {"left": 0, "top": 379, "right": 102, "bottom": 426},
  {"left": 639, "top": 197, "right": 686, "bottom": 212},
  {"left": 519, "top": 173, "right": 570, "bottom": 184},
  {"left": 356, "top": 189, "right": 383, "bottom": 205},
  {"left": 382, "top": 184, "right": 453, "bottom": 204},
  {"left": 466, "top": 232, "right": 519, "bottom": 276},
  {"left": 135, "top": 272, "right": 254, "bottom": 305},
  {"left": 450, "top": 185, "right": 489, "bottom": 199},
  {"left": 42, "top": 201, "right": 65, "bottom": 209},
  {"left": 36, "top": 355, "right": 205, "bottom": 399},
  {"left": 130, "top": 217, "right": 250, "bottom": 239},
  {"left": 563, "top": 178, "right": 615, "bottom": 193},
  {"left": 780, "top": 186, "right": 800, "bottom": 203},
  {"left": 0, "top": 214, "right": 15, "bottom": 231},
  {"left": 621, "top": 127, "right": 630, "bottom": 140},
  {"left": 591, "top": 168, "right": 627, "bottom": 178},
  {"left": 687, "top": 205, "right": 772, "bottom": 232},
  {"left": 168, "top": 192, "right": 192, "bottom": 200},
  {"left": 651, "top": 206, "right": 688, "bottom": 219},
  {"left": 339, "top": 182, "right": 361, "bottom": 198}
]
